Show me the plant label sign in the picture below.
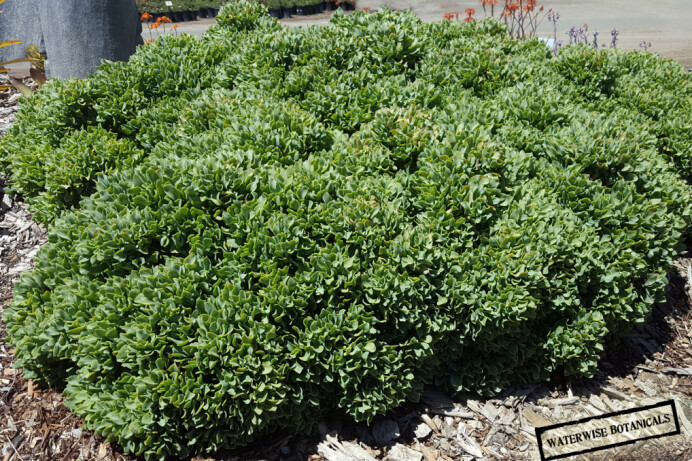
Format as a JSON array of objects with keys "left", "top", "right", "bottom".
[
  {"left": 165, "top": 1, "right": 173, "bottom": 6},
  {"left": 536, "top": 400, "right": 680, "bottom": 460}
]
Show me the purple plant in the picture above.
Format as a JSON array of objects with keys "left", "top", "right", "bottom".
[
  {"left": 547, "top": 10, "right": 560, "bottom": 56},
  {"left": 567, "top": 24, "right": 590, "bottom": 46},
  {"left": 639, "top": 40, "right": 653, "bottom": 51},
  {"left": 580, "top": 24, "right": 589, "bottom": 45},
  {"left": 549, "top": 14, "right": 625, "bottom": 56},
  {"left": 567, "top": 26, "right": 577, "bottom": 45},
  {"left": 610, "top": 28, "right": 619, "bottom": 49}
]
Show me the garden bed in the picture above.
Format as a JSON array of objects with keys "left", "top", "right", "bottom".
[{"left": 1, "top": 2, "right": 692, "bottom": 460}]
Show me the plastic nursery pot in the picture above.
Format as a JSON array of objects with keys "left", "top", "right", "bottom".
[
  {"left": 280, "top": 6, "right": 292, "bottom": 18},
  {"left": 198, "top": 8, "right": 208, "bottom": 18},
  {"left": 325, "top": 1, "right": 335, "bottom": 11},
  {"left": 268, "top": 8, "right": 280, "bottom": 18},
  {"left": 38, "top": 0, "right": 141, "bottom": 79}
]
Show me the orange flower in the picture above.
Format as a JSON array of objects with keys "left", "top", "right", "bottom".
[
  {"left": 149, "top": 21, "right": 160, "bottom": 29},
  {"left": 140, "top": 12, "right": 153, "bottom": 20},
  {"left": 159, "top": 15, "right": 172, "bottom": 23},
  {"left": 465, "top": 8, "right": 475, "bottom": 15},
  {"left": 506, "top": 2, "right": 520, "bottom": 12}
]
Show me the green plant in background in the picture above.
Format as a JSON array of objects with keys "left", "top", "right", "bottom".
[
  {"left": 16, "top": 43, "right": 48, "bottom": 94},
  {"left": 1, "top": 1, "right": 691, "bottom": 460},
  {"left": 265, "top": 0, "right": 281, "bottom": 10},
  {"left": 138, "top": 0, "right": 231, "bottom": 13},
  {"left": 137, "top": 0, "right": 326, "bottom": 13}
]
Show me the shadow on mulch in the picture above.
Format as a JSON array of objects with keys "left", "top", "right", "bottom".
[{"left": 602, "top": 254, "right": 691, "bottom": 379}]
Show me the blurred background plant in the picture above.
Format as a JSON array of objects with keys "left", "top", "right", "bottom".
[
  {"left": 144, "top": 15, "right": 173, "bottom": 43},
  {"left": 0, "top": 0, "right": 40, "bottom": 92},
  {"left": 25, "top": 43, "right": 46, "bottom": 85},
  {"left": 137, "top": 0, "right": 351, "bottom": 16},
  {"left": 445, "top": 1, "right": 660, "bottom": 60},
  {"left": 480, "top": 0, "right": 550, "bottom": 39},
  {"left": 138, "top": 0, "right": 225, "bottom": 14},
  {"left": 443, "top": 8, "right": 475, "bottom": 22},
  {"left": 445, "top": 0, "right": 550, "bottom": 39}
]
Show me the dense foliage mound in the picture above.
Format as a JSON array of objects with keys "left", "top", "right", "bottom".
[{"left": 2, "top": 2, "right": 691, "bottom": 459}]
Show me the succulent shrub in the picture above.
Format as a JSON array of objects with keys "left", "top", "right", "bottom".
[{"left": 1, "top": 1, "right": 691, "bottom": 459}]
